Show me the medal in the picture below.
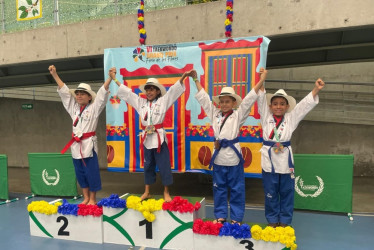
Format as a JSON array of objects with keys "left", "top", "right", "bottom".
[
  {"left": 290, "top": 168, "right": 295, "bottom": 179},
  {"left": 74, "top": 131, "right": 83, "bottom": 138},
  {"left": 273, "top": 142, "right": 284, "bottom": 153},
  {"left": 145, "top": 125, "right": 155, "bottom": 134}
]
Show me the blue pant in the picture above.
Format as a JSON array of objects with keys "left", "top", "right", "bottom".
[
  {"left": 143, "top": 142, "right": 173, "bottom": 186},
  {"left": 213, "top": 164, "right": 245, "bottom": 222},
  {"left": 262, "top": 170, "right": 295, "bottom": 224},
  {"left": 72, "top": 151, "right": 101, "bottom": 192}
]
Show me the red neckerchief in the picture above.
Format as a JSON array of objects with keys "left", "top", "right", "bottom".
[{"left": 269, "top": 115, "right": 284, "bottom": 139}]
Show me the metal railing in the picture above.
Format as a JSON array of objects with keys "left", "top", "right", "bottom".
[{"left": 0, "top": 0, "right": 218, "bottom": 34}]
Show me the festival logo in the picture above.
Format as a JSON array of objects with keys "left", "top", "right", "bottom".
[
  {"left": 133, "top": 47, "right": 145, "bottom": 62},
  {"left": 42, "top": 169, "right": 60, "bottom": 186},
  {"left": 132, "top": 44, "right": 178, "bottom": 63},
  {"left": 295, "top": 176, "right": 324, "bottom": 198}
]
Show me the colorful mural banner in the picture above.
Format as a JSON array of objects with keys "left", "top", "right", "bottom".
[
  {"left": 17, "top": 0, "right": 42, "bottom": 21},
  {"left": 105, "top": 36, "right": 270, "bottom": 177}
]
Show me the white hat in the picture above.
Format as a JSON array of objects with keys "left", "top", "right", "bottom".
[
  {"left": 70, "top": 83, "right": 97, "bottom": 103},
  {"left": 266, "top": 89, "right": 296, "bottom": 112},
  {"left": 139, "top": 78, "right": 167, "bottom": 97},
  {"left": 212, "top": 87, "right": 242, "bottom": 108}
]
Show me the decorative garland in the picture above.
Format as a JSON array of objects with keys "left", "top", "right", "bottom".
[
  {"left": 97, "top": 194, "right": 126, "bottom": 208},
  {"left": 251, "top": 225, "right": 297, "bottom": 249},
  {"left": 192, "top": 219, "right": 223, "bottom": 236},
  {"left": 193, "top": 221, "right": 297, "bottom": 249},
  {"left": 219, "top": 222, "right": 251, "bottom": 239},
  {"left": 162, "top": 196, "right": 201, "bottom": 213},
  {"left": 77, "top": 204, "right": 103, "bottom": 217},
  {"left": 58, "top": 199, "right": 79, "bottom": 216},
  {"left": 28, "top": 200, "right": 102, "bottom": 217},
  {"left": 138, "top": 0, "right": 147, "bottom": 45},
  {"left": 126, "top": 195, "right": 164, "bottom": 222},
  {"left": 27, "top": 201, "right": 62, "bottom": 215},
  {"left": 225, "top": 0, "right": 233, "bottom": 37}
]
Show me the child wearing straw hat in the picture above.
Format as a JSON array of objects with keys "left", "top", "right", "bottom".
[
  {"left": 110, "top": 67, "right": 193, "bottom": 202},
  {"left": 258, "top": 78, "right": 325, "bottom": 227},
  {"left": 191, "top": 68, "right": 268, "bottom": 225},
  {"left": 49, "top": 65, "right": 112, "bottom": 205}
]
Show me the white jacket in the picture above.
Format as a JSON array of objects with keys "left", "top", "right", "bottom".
[
  {"left": 258, "top": 89, "right": 319, "bottom": 173},
  {"left": 195, "top": 88, "right": 258, "bottom": 166},
  {"left": 58, "top": 84, "right": 109, "bottom": 159},
  {"left": 117, "top": 80, "right": 185, "bottom": 149}
]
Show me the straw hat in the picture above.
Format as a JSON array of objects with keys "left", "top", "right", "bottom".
[
  {"left": 70, "top": 83, "right": 97, "bottom": 103},
  {"left": 139, "top": 78, "right": 167, "bottom": 97},
  {"left": 266, "top": 89, "right": 296, "bottom": 112},
  {"left": 212, "top": 87, "right": 242, "bottom": 108}
]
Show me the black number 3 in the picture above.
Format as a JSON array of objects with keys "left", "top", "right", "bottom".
[
  {"left": 57, "top": 216, "right": 70, "bottom": 236},
  {"left": 240, "top": 239, "right": 254, "bottom": 250}
]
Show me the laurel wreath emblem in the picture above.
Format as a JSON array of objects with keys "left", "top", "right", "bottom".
[
  {"left": 295, "top": 176, "right": 324, "bottom": 198},
  {"left": 42, "top": 169, "right": 60, "bottom": 186}
]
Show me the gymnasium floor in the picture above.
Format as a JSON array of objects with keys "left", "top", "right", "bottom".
[{"left": 1, "top": 168, "right": 374, "bottom": 250}]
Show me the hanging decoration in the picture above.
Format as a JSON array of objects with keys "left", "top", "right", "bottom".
[
  {"left": 225, "top": 0, "right": 233, "bottom": 37},
  {"left": 138, "top": 0, "right": 147, "bottom": 45}
]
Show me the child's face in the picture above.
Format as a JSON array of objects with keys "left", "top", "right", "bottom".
[
  {"left": 219, "top": 96, "right": 237, "bottom": 114},
  {"left": 145, "top": 86, "right": 161, "bottom": 102},
  {"left": 75, "top": 91, "right": 92, "bottom": 106},
  {"left": 269, "top": 97, "right": 289, "bottom": 117}
]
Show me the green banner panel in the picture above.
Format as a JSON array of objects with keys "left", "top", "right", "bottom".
[
  {"left": 28, "top": 153, "right": 78, "bottom": 196},
  {"left": 0, "top": 155, "right": 9, "bottom": 200},
  {"left": 294, "top": 154, "right": 353, "bottom": 213}
]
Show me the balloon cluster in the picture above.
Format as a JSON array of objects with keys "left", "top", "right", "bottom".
[{"left": 138, "top": 0, "right": 147, "bottom": 45}]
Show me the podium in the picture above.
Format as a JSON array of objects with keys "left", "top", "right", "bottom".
[{"left": 28, "top": 195, "right": 295, "bottom": 249}]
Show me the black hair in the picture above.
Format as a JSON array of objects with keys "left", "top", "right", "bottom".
[
  {"left": 75, "top": 90, "right": 92, "bottom": 103},
  {"left": 271, "top": 96, "right": 288, "bottom": 105},
  {"left": 219, "top": 96, "right": 237, "bottom": 102},
  {"left": 144, "top": 85, "right": 162, "bottom": 98}
]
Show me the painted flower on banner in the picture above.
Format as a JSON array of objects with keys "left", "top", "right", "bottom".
[
  {"left": 133, "top": 47, "right": 145, "bottom": 62},
  {"left": 106, "top": 124, "right": 129, "bottom": 137},
  {"left": 186, "top": 123, "right": 214, "bottom": 137},
  {"left": 239, "top": 125, "right": 262, "bottom": 138},
  {"left": 17, "top": 0, "right": 42, "bottom": 21},
  {"left": 110, "top": 95, "right": 121, "bottom": 104}
]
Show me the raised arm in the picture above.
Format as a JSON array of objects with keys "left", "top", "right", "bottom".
[
  {"left": 190, "top": 70, "right": 203, "bottom": 92},
  {"left": 48, "top": 65, "right": 64, "bottom": 89},
  {"left": 312, "top": 78, "right": 325, "bottom": 97},
  {"left": 253, "top": 67, "right": 267, "bottom": 94},
  {"left": 109, "top": 67, "right": 121, "bottom": 87},
  {"left": 109, "top": 67, "right": 144, "bottom": 113},
  {"left": 190, "top": 70, "right": 217, "bottom": 121},
  {"left": 289, "top": 79, "right": 325, "bottom": 130}
]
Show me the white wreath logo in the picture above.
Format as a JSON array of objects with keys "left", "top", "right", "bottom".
[
  {"left": 295, "top": 176, "right": 324, "bottom": 198},
  {"left": 42, "top": 169, "right": 60, "bottom": 186}
]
